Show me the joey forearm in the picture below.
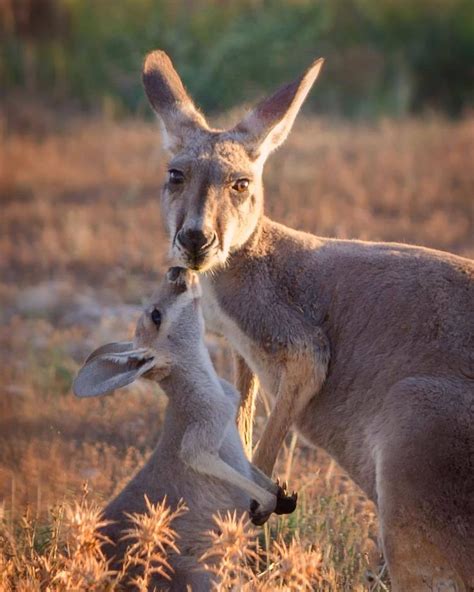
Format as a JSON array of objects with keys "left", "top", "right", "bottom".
[
  {"left": 249, "top": 464, "right": 279, "bottom": 494},
  {"left": 178, "top": 416, "right": 277, "bottom": 511},
  {"left": 183, "top": 450, "right": 276, "bottom": 511}
]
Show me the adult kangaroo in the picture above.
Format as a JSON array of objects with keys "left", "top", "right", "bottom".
[{"left": 142, "top": 50, "right": 474, "bottom": 591}]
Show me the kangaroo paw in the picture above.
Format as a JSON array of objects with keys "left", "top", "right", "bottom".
[
  {"left": 249, "top": 499, "right": 272, "bottom": 526},
  {"left": 274, "top": 485, "right": 298, "bottom": 515}
]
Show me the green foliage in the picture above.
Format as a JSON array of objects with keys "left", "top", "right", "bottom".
[{"left": 1, "top": 0, "right": 473, "bottom": 117}]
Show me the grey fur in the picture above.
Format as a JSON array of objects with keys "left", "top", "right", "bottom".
[
  {"left": 142, "top": 50, "right": 474, "bottom": 591},
  {"left": 73, "top": 269, "right": 281, "bottom": 590}
]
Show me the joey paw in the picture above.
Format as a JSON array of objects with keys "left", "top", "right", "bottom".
[
  {"left": 274, "top": 485, "right": 298, "bottom": 515},
  {"left": 249, "top": 499, "right": 272, "bottom": 526}
]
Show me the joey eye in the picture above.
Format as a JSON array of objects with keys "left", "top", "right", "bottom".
[
  {"left": 168, "top": 169, "right": 185, "bottom": 185},
  {"left": 150, "top": 308, "right": 162, "bottom": 328},
  {"left": 232, "top": 178, "right": 249, "bottom": 193}
]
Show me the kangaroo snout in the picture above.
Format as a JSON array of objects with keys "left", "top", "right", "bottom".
[
  {"left": 176, "top": 228, "right": 217, "bottom": 255},
  {"left": 176, "top": 227, "right": 218, "bottom": 269}
]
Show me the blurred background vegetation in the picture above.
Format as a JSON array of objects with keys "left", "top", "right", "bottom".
[{"left": 1, "top": 0, "right": 474, "bottom": 119}]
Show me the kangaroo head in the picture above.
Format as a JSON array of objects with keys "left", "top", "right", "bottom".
[
  {"left": 73, "top": 267, "right": 204, "bottom": 398},
  {"left": 134, "top": 266, "right": 204, "bottom": 359},
  {"left": 143, "top": 50, "right": 324, "bottom": 272}
]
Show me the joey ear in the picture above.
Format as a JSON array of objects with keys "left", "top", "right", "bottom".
[
  {"left": 73, "top": 342, "right": 157, "bottom": 398},
  {"left": 84, "top": 341, "right": 135, "bottom": 364},
  {"left": 142, "top": 50, "right": 209, "bottom": 153},
  {"left": 232, "top": 58, "right": 324, "bottom": 161}
]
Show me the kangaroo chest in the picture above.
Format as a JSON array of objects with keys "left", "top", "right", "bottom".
[{"left": 201, "top": 279, "right": 283, "bottom": 395}]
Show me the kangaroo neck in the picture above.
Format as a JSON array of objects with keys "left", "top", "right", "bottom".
[
  {"left": 204, "top": 214, "right": 292, "bottom": 302},
  {"left": 155, "top": 363, "right": 224, "bottom": 449},
  {"left": 201, "top": 215, "right": 283, "bottom": 340},
  {"left": 200, "top": 214, "right": 330, "bottom": 353},
  {"left": 160, "top": 353, "right": 222, "bottom": 410},
  {"left": 232, "top": 214, "right": 270, "bottom": 260},
  {"left": 217, "top": 215, "right": 273, "bottom": 280}
]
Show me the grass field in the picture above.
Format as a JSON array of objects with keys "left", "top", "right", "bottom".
[{"left": 1, "top": 113, "right": 473, "bottom": 590}]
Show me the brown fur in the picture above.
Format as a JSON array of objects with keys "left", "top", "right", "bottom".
[{"left": 142, "top": 50, "right": 474, "bottom": 591}]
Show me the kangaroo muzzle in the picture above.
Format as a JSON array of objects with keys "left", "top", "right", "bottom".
[{"left": 175, "top": 227, "right": 218, "bottom": 269}]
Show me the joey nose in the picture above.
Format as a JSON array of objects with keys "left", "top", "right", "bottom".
[{"left": 177, "top": 228, "right": 215, "bottom": 255}]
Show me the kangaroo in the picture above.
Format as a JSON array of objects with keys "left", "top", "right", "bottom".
[
  {"left": 141, "top": 50, "right": 474, "bottom": 591},
  {"left": 73, "top": 267, "right": 295, "bottom": 591}
]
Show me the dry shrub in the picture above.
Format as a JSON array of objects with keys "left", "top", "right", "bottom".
[
  {"left": 0, "top": 493, "right": 383, "bottom": 591},
  {"left": 201, "top": 511, "right": 258, "bottom": 589},
  {"left": 121, "top": 497, "right": 187, "bottom": 590},
  {"left": 0, "top": 488, "right": 114, "bottom": 591},
  {"left": 0, "top": 488, "right": 188, "bottom": 592},
  {"left": 264, "top": 536, "right": 331, "bottom": 591}
]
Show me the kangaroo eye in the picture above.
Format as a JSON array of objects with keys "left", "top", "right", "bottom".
[
  {"left": 232, "top": 178, "right": 249, "bottom": 193},
  {"left": 168, "top": 169, "right": 185, "bottom": 185},
  {"left": 150, "top": 308, "right": 162, "bottom": 328}
]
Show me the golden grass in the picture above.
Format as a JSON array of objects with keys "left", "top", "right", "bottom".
[
  {"left": 1, "top": 112, "right": 473, "bottom": 590},
  {"left": 0, "top": 485, "right": 187, "bottom": 591},
  {"left": 0, "top": 489, "right": 375, "bottom": 591}
]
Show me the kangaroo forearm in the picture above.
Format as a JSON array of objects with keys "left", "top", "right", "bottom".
[
  {"left": 188, "top": 451, "right": 276, "bottom": 510},
  {"left": 253, "top": 426, "right": 287, "bottom": 476},
  {"left": 249, "top": 463, "right": 279, "bottom": 494},
  {"left": 252, "top": 382, "right": 299, "bottom": 476}
]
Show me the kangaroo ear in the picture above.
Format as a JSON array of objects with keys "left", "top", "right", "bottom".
[
  {"left": 73, "top": 342, "right": 157, "bottom": 398},
  {"left": 142, "top": 50, "right": 209, "bottom": 153},
  {"left": 232, "top": 58, "right": 324, "bottom": 161},
  {"left": 83, "top": 341, "right": 135, "bottom": 364}
]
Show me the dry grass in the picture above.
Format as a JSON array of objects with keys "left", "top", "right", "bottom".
[
  {"left": 0, "top": 112, "right": 473, "bottom": 590},
  {"left": 0, "top": 491, "right": 374, "bottom": 591},
  {"left": 0, "top": 485, "right": 187, "bottom": 591}
]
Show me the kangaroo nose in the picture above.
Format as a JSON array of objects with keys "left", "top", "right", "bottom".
[{"left": 177, "top": 228, "right": 215, "bottom": 254}]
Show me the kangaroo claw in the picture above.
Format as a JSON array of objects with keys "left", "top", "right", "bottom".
[{"left": 274, "top": 486, "right": 298, "bottom": 515}]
